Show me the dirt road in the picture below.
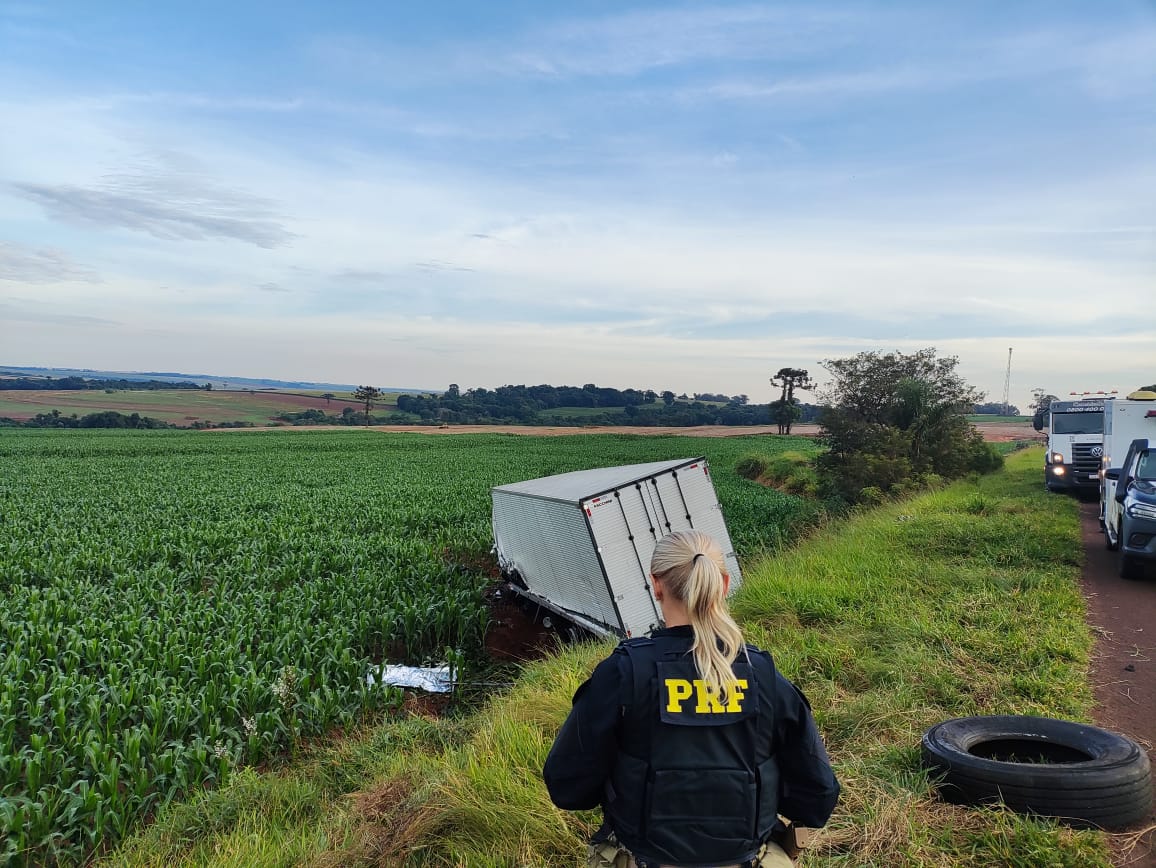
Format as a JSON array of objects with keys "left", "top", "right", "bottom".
[
  {"left": 208, "top": 421, "right": 1040, "bottom": 443},
  {"left": 1080, "top": 500, "right": 1156, "bottom": 865}
]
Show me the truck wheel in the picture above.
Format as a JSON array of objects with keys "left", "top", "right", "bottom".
[
  {"left": 922, "top": 715, "right": 1152, "bottom": 829},
  {"left": 1119, "top": 553, "right": 1144, "bottom": 581}
]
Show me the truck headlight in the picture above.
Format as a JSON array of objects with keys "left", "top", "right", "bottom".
[
  {"left": 1126, "top": 502, "right": 1156, "bottom": 521},
  {"left": 1051, "top": 452, "right": 1064, "bottom": 464},
  {"left": 1053, "top": 466, "right": 1066, "bottom": 476}
]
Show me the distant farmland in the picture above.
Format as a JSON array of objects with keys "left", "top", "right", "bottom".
[{"left": 0, "top": 389, "right": 385, "bottom": 425}]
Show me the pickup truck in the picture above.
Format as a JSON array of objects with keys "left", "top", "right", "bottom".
[{"left": 1104, "top": 438, "right": 1156, "bottom": 579}]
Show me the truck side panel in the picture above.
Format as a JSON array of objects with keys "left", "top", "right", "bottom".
[
  {"left": 674, "top": 464, "right": 745, "bottom": 586},
  {"left": 584, "top": 462, "right": 745, "bottom": 637},
  {"left": 586, "top": 487, "right": 664, "bottom": 637},
  {"left": 492, "top": 491, "right": 618, "bottom": 630}
]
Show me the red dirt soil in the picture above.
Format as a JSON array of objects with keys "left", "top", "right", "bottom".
[
  {"left": 207, "top": 421, "right": 1041, "bottom": 442},
  {"left": 482, "top": 590, "right": 560, "bottom": 663},
  {"left": 1079, "top": 501, "right": 1156, "bottom": 866},
  {"left": 0, "top": 389, "right": 366, "bottom": 422}
]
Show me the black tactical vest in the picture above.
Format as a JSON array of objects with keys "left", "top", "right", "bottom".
[{"left": 603, "top": 634, "right": 780, "bottom": 867}]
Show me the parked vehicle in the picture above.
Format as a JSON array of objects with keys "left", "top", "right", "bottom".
[
  {"left": 1100, "top": 391, "right": 1156, "bottom": 579},
  {"left": 1033, "top": 398, "right": 1106, "bottom": 494},
  {"left": 491, "top": 457, "right": 742, "bottom": 638}
]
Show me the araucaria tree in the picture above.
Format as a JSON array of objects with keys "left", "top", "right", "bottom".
[
  {"left": 353, "top": 385, "right": 382, "bottom": 427},
  {"left": 817, "top": 348, "right": 1002, "bottom": 502},
  {"left": 769, "top": 367, "right": 814, "bottom": 434}
]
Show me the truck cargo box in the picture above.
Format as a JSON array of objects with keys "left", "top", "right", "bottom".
[{"left": 491, "top": 457, "right": 742, "bottom": 638}]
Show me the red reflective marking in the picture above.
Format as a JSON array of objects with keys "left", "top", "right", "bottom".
[{"left": 585, "top": 508, "right": 592, "bottom": 516}]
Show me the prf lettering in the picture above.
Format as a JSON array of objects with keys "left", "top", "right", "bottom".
[{"left": 664, "top": 678, "right": 748, "bottom": 713}]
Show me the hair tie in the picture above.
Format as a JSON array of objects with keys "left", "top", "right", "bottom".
[{"left": 692, "top": 553, "right": 705, "bottom": 563}]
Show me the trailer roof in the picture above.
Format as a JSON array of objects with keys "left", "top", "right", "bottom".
[{"left": 492, "top": 457, "right": 704, "bottom": 504}]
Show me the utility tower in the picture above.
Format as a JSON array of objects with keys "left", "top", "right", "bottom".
[{"left": 1001, "top": 347, "right": 1013, "bottom": 416}]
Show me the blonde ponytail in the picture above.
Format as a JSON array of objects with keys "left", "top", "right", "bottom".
[{"left": 650, "top": 530, "right": 744, "bottom": 699}]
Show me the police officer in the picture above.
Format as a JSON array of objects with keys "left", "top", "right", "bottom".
[{"left": 543, "top": 530, "right": 839, "bottom": 867}]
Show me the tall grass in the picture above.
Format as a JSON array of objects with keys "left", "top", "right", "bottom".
[{"left": 106, "top": 448, "right": 1113, "bottom": 866}]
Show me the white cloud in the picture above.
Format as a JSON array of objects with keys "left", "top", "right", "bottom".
[
  {"left": 1, "top": 3, "right": 1152, "bottom": 415},
  {"left": 3, "top": 94, "right": 1148, "bottom": 361},
  {"left": 501, "top": 4, "right": 860, "bottom": 78},
  {"left": 0, "top": 240, "right": 99, "bottom": 283}
]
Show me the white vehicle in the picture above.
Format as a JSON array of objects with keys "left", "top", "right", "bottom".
[
  {"left": 491, "top": 457, "right": 742, "bottom": 638},
  {"left": 1033, "top": 398, "right": 1106, "bottom": 494},
  {"left": 1101, "top": 391, "right": 1156, "bottom": 579}
]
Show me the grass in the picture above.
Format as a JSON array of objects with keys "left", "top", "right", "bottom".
[
  {"left": 103, "top": 448, "right": 1114, "bottom": 866},
  {"left": 736, "top": 449, "right": 820, "bottom": 496}
]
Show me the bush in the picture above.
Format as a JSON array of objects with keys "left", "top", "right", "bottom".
[
  {"left": 815, "top": 348, "right": 1000, "bottom": 504},
  {"left": 820, "top": 445, "right": 914, "bottom": 501},
  {"left": 967, "top": 440, "right": 1005, "bottom": 474},
  {"left": 735, "top": 453, "right": 770, "bottom": 480},
  {"left": 765, "top": 451, "right": 821, "bottom": 497},
  {"left": 735, "top": 451, "right": 821, "bottom": 497}
]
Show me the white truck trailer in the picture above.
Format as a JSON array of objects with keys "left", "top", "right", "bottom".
[
  {"left": 1033, "top": 397, "right": 1106, "bottom": 495},
  {"left": 1101, "top": 391, "right": 1156, "bottom": 579},
  {"left": 491, "top": 457, "right": 742, "bottom": 638}
]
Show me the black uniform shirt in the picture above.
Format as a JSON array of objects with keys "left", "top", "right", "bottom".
[{"left": 543, "top": 625, "right": 840, "bottom": 829}]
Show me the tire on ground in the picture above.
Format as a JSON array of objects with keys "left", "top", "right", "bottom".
[
  {"left": 1119, "top": 552, "right": 1143, "bottom": 580},
  {"left": 921, "top": 715, "right": 1152, "bottom": 829}
]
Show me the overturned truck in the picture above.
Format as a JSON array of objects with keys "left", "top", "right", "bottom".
[{"left": 491, "top": 457, "right": 742, "bottom": 638}]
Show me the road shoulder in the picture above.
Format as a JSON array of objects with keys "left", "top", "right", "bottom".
[{"left": 1079, "top": 500, "right": 1156, "bottom": 865}]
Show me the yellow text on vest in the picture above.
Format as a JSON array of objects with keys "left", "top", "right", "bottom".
[{"left": 664, "top": 678, "right": 748, "bottom": 713}]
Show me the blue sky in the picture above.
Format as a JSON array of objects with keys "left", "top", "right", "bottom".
[{"left": 1, "top": 1, "right": 1153, "bottom": 408}]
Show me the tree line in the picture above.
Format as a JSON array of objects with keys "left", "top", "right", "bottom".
[
  {"left": 0, "top": 376, "right": 207, "bottom": 391},
  {"left": 0, "top": 410, "right": 176, "bottom": 429},
  {"left": 284, "top": 382, "right": 824, "bottom": 428}
]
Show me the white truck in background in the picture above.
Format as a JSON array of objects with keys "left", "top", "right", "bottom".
[
  {"left": 1101, "top": 391, "right": 1156, "bottom": 579},
  {"left": 1033, "top": 397, "right": 1106, "bottom": 495}
]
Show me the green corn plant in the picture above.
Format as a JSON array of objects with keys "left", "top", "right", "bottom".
[{"left": 0, "top": 427, "right": 820, "bottom": 863}]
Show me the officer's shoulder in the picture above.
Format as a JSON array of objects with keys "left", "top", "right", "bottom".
[
  {"left": 743, "top": 642, "right": 774, "bottom": 662},
  {"left": 613, "top": 637, "right": 655, "bottom": 654},
  {"left": 742, "top": 643, "right": 777, "bottom": 672}
]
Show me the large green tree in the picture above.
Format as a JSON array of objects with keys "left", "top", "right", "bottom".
[
  {"left": 769, "top": 367, "right": 813, "bottom": 434},
  {"left": 817, "top": 348, "right": 999, "bottom": 501},
  {"left": 353, "top": 385, "right": 382, "bottom": 427}
]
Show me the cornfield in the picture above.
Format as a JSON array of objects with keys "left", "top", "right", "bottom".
[{"left": 0, "top": 429, "right": 818, "bottom": 864}]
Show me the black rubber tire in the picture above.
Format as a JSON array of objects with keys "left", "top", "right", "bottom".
[
  {"left": 1119, "top": 553, "right": 1143, "bottom": 581},
  {"left": 921, "top": 715, "right": 1152, "bottom": 829}
]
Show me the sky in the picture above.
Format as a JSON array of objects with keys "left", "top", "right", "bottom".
[{"left": 1, "top": 1, "right": 1153, "bottom": 410}]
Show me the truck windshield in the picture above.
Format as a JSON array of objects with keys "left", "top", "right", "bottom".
[
  {"left": 1052, "top": 412, "right": 1103, "bottom": 434},
  {"left": 1138, "top": 452, "right": 1155, "bottom": 481}
]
